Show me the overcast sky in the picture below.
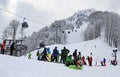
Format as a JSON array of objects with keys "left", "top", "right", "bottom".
[{"left": 0, "top": 0, "right": 120, "bottom": 41}]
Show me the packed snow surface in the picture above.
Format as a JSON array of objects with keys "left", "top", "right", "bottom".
[{"left": 0, "top": 38, "right": 120, "bottom": 77}]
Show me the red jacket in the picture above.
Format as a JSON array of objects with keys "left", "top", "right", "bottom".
[
  {"left": 89, "top": 57, "right": 93, "bottom": 62},
  {"left": 1, "top": 42, "right": 5, "bottom": 49}
]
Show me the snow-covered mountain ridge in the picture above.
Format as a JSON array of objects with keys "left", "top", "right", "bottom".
[
  {"left": 25, "top": 9, "right": 120, "bottom": 52},
  {"left": 66, "top": 9, "right": 95, "bottom": 27},
  {"left": 24, "top": 9, "right": 96, "bottom": 51}
]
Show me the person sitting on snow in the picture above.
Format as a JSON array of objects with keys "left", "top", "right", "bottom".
[
  {"left": 65, "top": 55, "right": 74, "bottom": 66},
  {"left": 74, "top": 59, "right": 82, "bottom": 67}
]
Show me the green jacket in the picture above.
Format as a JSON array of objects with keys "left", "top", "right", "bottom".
[
  {"left": 65, "top": 56, "right": 73, "bottom": 66},
  {"left": 28, "top": 52, "right": 31, "bottom": 59},
  {"left": 61, "top": 48, "right": 70, "bottom": 57}
]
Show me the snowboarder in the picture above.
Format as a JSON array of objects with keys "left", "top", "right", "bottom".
[
  {"left": 65, "top": 55, "right": 74, "bottom": 66},
  {"left": 46, "top": 47, "right": 51, "bottom": 62},
  {"left": 60, "top": 46, "right": 70, "bottom": 63},
  {"left": 74, "top": 59, "right": 82, "bottom": 67},
  {"left": 52, "top": 47, "right": 59, "bottom": 62}
]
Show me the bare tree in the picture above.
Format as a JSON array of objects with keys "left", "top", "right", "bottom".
[
  {"left": 9, "top": 19, "right": 20, "bottom": 42},
  {"left": 2, "top": 26, "right": 12, "bottom": 40}
]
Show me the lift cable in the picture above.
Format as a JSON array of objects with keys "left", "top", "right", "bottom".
[{"left": 0, "top": 7, "right": 46, "bottom": 25}]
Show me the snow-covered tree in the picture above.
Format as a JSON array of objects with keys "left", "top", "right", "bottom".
[
  {"left": 84, "top": 11, "right": 120, "bottom": 48},
  {"left": 9, "top": 19, "right": 20, "bottom": 41},
  {"left": 2, "top": 26, "right": 12, "bottom": 40}
]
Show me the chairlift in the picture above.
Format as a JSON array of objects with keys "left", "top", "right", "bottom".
[
  {"left": 68, "top": 31, "right": 70, "bottom": 34},
  {"left": 62, "top": 31, "right": 64, "bottom": 33},
  {"left": 75, "top": 30, "right": 77, "bottom": 32},
  {"left": 22, "top": 22, "right": 28, "bottom": 28}
]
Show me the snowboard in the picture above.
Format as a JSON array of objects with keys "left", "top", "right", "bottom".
[{"left": 68, "top": 65, "right": 83, "bottom": 70}]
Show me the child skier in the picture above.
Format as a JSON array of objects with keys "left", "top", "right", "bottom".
[{"left": 28, "top": 52, "right": 31, "bottom": 59}]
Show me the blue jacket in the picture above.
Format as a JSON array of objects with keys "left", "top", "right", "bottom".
[
  {"left": 103, "top": 58, "right": 106, "bottom": 63},
  {"left": 52, "top": 48, "right": 59, "bottom": 56},
  {"left": 46, "top": 48, "right": 51, "bottom": 54}
]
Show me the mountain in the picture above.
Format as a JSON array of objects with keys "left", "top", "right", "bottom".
[
  {"left": 66, "top": 9, "right": 95, "bottom": 28},
  {"left": 24, "top": 9, "right": 120, "bottom": 52},
  {"left": 24, "top": 9, "right": 96, "bottom": 51}
]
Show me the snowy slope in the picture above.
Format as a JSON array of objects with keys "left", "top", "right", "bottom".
[
  {"left": 0, "top": 54, "right": 120, "bottom": 77},
  {"left": 0, "top": 38, "right": 120, "bottom": 77},
  {"left": 31, "top": 38, "right": 119, "bottom": 64},
  {"left": 66, "top": 22, "right": 88, "bottom": 44},
  {"left": 64, "top": 9, "right": 95, "bottom": 44}
]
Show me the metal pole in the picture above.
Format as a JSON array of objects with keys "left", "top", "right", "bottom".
[
  {"left": 115, "top": 52, "right": 117, "bottom": 65},
  {"left": 56, "top": 28, "right": 57, "bottom": 44},
  {"left": 113, "top": 49, "right": 117, "bottom": 65},
  {"left": 55, "top": 26, "right": 57, "bottom": 44},
  {"left": 21, "top": 18, "right": 25, "bottom": 44}
]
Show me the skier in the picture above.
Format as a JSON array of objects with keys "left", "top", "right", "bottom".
[
  {"left": 73, "top": 49, "right": 78, "bottom": 61},
  {"left": 103, "top": 58, "right": 106, "bottom": 66},
  {"left": 87, "top": 56, "right": 90, "bottom": 65},
  {"left": 52, "top": 47, "right": 59, "bottom": 62},
  {"left": 41, "top": 48, "right": 48, "bottom": 61},
  {"left": 77, "top": 51, "right": 81, "bottom": 60},
  {"left": 1, "top": 40, "right": 6, "bottom": 54},
  {"left": 28, "top": 52, "right": 31, "bottom": 59},
  {"left": 111, "top": 59, "right": 117, "bottom": 65},
  {"left": 101, "top": 61, "right": 104, "bottom": 66},
  {"left": 81, "top": 56, "right": 85, "bottom": 65},
  {"left": 60, "top": 46, "right": 70, "bottom": 63},
  {"left": 46, "top": 47, "right": 51, "bottom": 62},
  {"left": 36, "top": 50, "right": 41, "bottom": 60},
  {"left": 89, "top": 56, "right": 93, "bottom": 66}
]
